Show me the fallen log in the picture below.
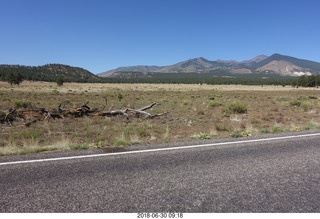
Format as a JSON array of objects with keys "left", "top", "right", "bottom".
[
  {"left": 43, "top": 112, "right": 64, "bottom": 120},
  {"left": 98, "top": 102, "right": 162, "bottom": 119},
  {"left": 137, "top": 102, "right": 159, "bottom": 111},
  {"left": 58, "top": 101, "right": 94, "bottom": 117},
  {"left": 1, "top": 101, "right": 166, "bottom": 127},
  {"left": 99, "top": 109, "right": 129, "bottom": 119},
  {"left": 4, "top": 108, "right": 15, "bottom": 126},
  {"left": 4, "top": 108, "right": 49, "bottom": 126}
]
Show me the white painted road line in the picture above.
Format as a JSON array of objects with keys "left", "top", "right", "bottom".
[{"left": 1, "top": 132, "right": 320, "bottom": 166}]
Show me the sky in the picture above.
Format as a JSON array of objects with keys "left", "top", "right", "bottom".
[{"left": 1, "top": 0, "right": 320, "bottom": 73}]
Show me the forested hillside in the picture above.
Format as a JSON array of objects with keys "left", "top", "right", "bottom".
[
  {"left": 1, "top": 63, "right": 319, "bottom": 88},
  {"left": 0, "top": 64, "right": 101, "bottom": 83}
]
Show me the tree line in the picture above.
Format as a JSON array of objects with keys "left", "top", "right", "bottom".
[
  {"left": 0, "top": 64, "right": 101, "bottom": 85},
  {"left": 1, "top": 64, "right": 320, "bottom": 87},
  {"left": 293, "top": 75, "right": 320, "bottom": 87}
]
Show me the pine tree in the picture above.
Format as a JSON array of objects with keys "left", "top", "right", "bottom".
[
  {"left": 56, "top": 76, "right": 64, "bottom": 86},
  {"left": 5, "top": 72, "right": 24, "bottom": 86}
]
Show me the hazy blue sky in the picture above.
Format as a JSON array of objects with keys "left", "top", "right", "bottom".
[{"left": 1, "top": 0, "right": 319, "bottom": 73}]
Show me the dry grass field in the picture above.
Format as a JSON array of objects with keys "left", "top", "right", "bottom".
[{"left": 1, "top": 81, "right": 320, "bottom": 155}]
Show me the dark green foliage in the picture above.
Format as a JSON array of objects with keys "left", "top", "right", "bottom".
[
  {"left": 14, "top": 100, "right": 32, "bottom": 108},
  {"left": 224, "top": 102, "right": 248, "bottom": 114},
  {"left": 209, "top": 100, "right": 221, "bottom": 108},
  {"left": 5, "top": 72, "right": 24, "bottom": 85},
  {"left": 0, "top": 63, "right": 310, "bottom": 87},
  {"left": 101, "top": 72, "right": 297, "bottom": 86},
  {"left": 117, "top": 93, "right": 124, "bottom": 102},
  {"left": 294, "top": 75, "right": 320, "bottom": 87},
  {"left": 0, "top": 64, "right": 100, "bottom": 83},
  {"left": 0, "top": 111, "right": 6, "bottom": 123},
  {"left": 56, "top": 76, "right": 64, "bottom": 86},
  {"left": 290, "top": 99, "right": 302, "bottom": 107}
]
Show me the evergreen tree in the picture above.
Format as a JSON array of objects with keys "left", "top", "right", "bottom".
[
  {"left": 5, "top": 72, "right": 24, "bottom": 86},
  {"left": 56, "top": 76, "right": 64, "bottom": 86}
]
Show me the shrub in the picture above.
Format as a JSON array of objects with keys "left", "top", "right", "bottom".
[
  {"left": 290, "top": 99, "right": 302, "bottom": 107},
  {"left": 272, "top": 126, "right": 285, "bottom": 133},
  {"left": 215, "top": 122, "right": 233, "bottom": 132},
  {"left": 290, "top": 126, "right": 302, "bottom": 132},
  {"left": 113, "top": 133, "right": 131, "bottom": 146},
  {"left": 117, "top": 93, "right": 124, "bottom": 102},
  {"left": 5, "top": 72, "right": 24, "bottom": 86},
  {"left": 304, "top": 121, "right": 320, "bottom": 130},
  {"left": 230, "top": 130, "right": 252, "bottom": 138},
  {"left": 0, "top": 111, "right": 9, "bottom": 124},
  {"left": 56, "top": 77, "right": 64, "bottom": 86},
  {"left": 230, "top": 131, "right": 243, "bottom": 138},
  {"left": 20, "top": 129, "right": 43, "bottom": 139},
  {"left": 260, "top": 129, "right": 270, "bottom": 134},
  {"left": 191, "top": 132, "right": 211, "bottom": 139},
  {"left": 137, "top": 125, "right": 149, "bottom": 137},
  {"left": 209, "top": 100, "right": 221, "bottom": 108},
  {"left": 242, "top": 131, "right": 252, "bottom": 137},
  {"left": 182, "top": 99, "right": 191, "bottom": 105},
  {"left": 14, "top": 100, "right": 32, "bottom": 108},
  {"left": 224, "top": 102, "right": 248, "bottom": 114},
  {"left": 0, "top": 111, "right": 6, "bottom": 120},
  {"left": 69, "top": 143, "right": 91, "bottom": 150},
  {"left": 308, "top": 96, "right": 318, "bottom": 100},
  {"left": 301, "top": 102, "right": 311, "bottom": 111}
]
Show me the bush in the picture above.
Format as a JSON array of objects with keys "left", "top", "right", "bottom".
[
  {"left": 191, "top": 132, "right": 211, "bottom": 139},
  {"left": 56, "top": 77, "right": 64, "bottom": 86},
  {"left": 0, "top": 111, "right": 6, "bottom": 122},
  {"left": 230, "top": 131, "right": 243, "bottom": 138},
  {"left": 14, "top": 100, "right": 32, "bottom": 108},
  {"left": 209, "top": 100, "right": 221, "bottom": 108},
  {"left": 272, "top": 126, "right": 285, "bottom": 133},
  {"left": 290, "top": 99, "right": 302, "bottom": 107},
  {"left": 215, "top": 122, "right": 233, "bottom": 132},
  {"left": 117, "top": 93, "right": 124, "bottom": 102},
  {"left": 5, "top": 72, "right": 24, "bottom": 86},
  {"left": 308, "top": 96, "right": 318, "bottom": 100},
  {"left": 113, "top": 133, "right": 131, "bottom": 146},
  {"left": 224, "top": 102, "right": 248, "bottom": 114}
]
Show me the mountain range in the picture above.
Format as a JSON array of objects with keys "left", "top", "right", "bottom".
[{"left": 98, "top": 54, "right": 320, "bottom": 78}]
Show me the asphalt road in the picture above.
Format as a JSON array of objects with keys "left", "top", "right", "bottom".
[{"left": 1, "top": 132, "right": 320, "bottom": 213}]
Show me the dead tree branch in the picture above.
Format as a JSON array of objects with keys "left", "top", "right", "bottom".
[{"left": 1, "top": 100, "right": 165, "bottom": 127}]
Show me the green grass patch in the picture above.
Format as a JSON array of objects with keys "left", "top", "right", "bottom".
[
  {"left": 113, "top": 133, "right": 131, "bottom": 146},
  {"left": 209, "top": 100, "right": 222, "bottom": 108},
  {"left": 69, "top": 143, "right": 92, "bottom": 150},
  {"left": 14, "top": 99, "right": 32, "bottom": 108},
  {"left": 272, "top": 126, "right": 286, "bottom": 133},
  {"left": 191, "top": 132, "right": 211, "bottom": 140},
  {"left": 290, "top": 99, "right": 302, "bottom": 107},
  {"left": 304, "top": 121, "right": 320, "bottom": 130},
  {"left": 224, "top": 102, "right": 248, "bottom": 114},
  {"left": 0, "top": 146, "right": 59, "bottom": 156}
]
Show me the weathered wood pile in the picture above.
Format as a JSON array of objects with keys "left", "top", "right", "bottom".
[{"left": 2, "top": 101, "right": 166, "bottom": 127}]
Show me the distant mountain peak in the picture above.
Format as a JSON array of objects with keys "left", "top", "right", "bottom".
[
  {"left": 241, "top": 55, "right": 268, "bottom": 66},
  {"left": 195, "top": 57, "right": 209, "bottom": 61},
  {"left": 97, "top": 54, "right": 320, "bottom": 77}
]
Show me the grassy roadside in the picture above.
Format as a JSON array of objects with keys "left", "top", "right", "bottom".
[{"left": 1, "top": 82, "right": 320, "bottom": 156}]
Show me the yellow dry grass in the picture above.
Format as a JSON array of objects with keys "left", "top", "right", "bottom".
[
  {"left": 1, "top": 81, "right": 320, "bottom": 156},
  {"left": 1, "top": 81, "right": 318, "bottom": 93}
]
